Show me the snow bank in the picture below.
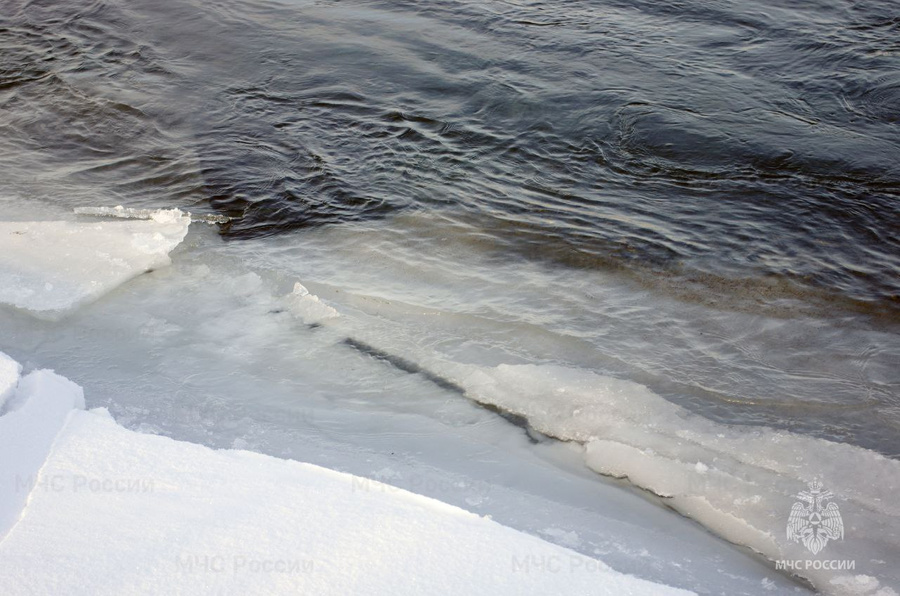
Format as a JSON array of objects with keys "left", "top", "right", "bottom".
[
  {"left": 0, "top": 209, "right": 189, "bottom": 317},
  {"left": 434, "top": 362, "right": 900, "bottom": 596},
  {"left": 0, "top": 353, "right": 689, "bottom": 596}
]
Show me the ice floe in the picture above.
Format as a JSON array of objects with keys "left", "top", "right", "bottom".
[
  {"left": 0, "top": 352, "right": 20, "bottom": 413},
  {"left": 0, "top": 208, "right": 189, "bottom": 317}
]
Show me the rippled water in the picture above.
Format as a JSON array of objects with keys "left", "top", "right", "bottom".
[
  {"left": 3, "top": 0, "right": 899, "bottom": 316},
  {"left": 2, "top": 0, "right": 899, "bottom": 454}
]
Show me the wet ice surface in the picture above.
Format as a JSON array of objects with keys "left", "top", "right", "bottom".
[
  {"left": 3, "top": 206, "right": 899, "bottom": 593},
  {"left": 0, "top": 213, "right": 814, "bottom": 595}
]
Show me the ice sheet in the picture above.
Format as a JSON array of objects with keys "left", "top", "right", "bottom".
[
  {"left": 0, "top": 209, "right": 189, "bottom": 317},
  {"left": 0, "top": 356, "right": 689, "bottom": 596},
  {"left": 0, "top": 235, "right": 810, "bottom": 594},
  {"left": 0, "top": 218, "right": 879, "bottom": 594}
]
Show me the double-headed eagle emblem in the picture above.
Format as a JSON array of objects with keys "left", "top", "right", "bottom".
[{"left": 787, "top": 479, "right": 844, "bottom": 555}]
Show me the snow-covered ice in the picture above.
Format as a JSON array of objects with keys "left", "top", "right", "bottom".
[
  {"left": 0, "top": 353, "right": 690, "bottom": 596},
  {"left": 0, "top": 208, "right": 189, "bottom": 317}
]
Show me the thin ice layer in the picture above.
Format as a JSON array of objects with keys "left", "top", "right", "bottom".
[
  {"left": 435, "top": 362, "right": 900, "bottom": 596},
  {"left": 0, "top": 357, "right": 689, "bottom": 596},
  {"left": 0, "top": 209, "right": 190, "bottom": 317}
]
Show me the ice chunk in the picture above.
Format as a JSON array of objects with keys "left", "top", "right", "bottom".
[
  {"left": 75, "top": 205, "right": 231, "bottom": 224},
  {"left": 0, "top": 367, "right": 85, "bottom": 539},
  {"left": 434, "top": 362, "right": 900, "bottom": 595},
  {"left": 0, "top": 357, "right": 688, "bottom": 596},
  {"left": 0, "top": 208, "right": 189, "bottom": 317},
  {"left": 283, "top": 281, "right": 339, "bottom": 325},
  {"left": 0, "top": 352, "right": 21, "bottom": 413}
]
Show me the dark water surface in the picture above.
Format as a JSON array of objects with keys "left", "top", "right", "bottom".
[{"left": 2, "top": 0, "right": 899, "bottom": 319}]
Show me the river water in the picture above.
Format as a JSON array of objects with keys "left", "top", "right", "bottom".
[{"left": 1, "top": 0, "right": 899, "bottom": 592}]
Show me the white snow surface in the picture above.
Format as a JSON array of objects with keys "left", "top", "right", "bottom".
[
  {"left": 0, "top": 353, "right": 690, "bottom": 596},
  {"left": 0, "top": 208, "right": 189, "bottom": 317}
]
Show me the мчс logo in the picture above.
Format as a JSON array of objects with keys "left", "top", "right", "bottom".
[{"left": 786, "top": 479, "right": 844, "bottom": 555}]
